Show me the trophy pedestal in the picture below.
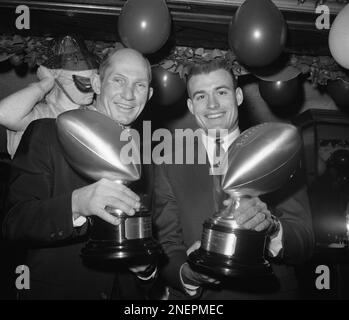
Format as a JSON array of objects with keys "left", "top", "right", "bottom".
[
  {"left": 81, "top": 237, "right": 160, "bottom": 262},
  {"left": 188, "top": 219, "right": 273, "bottom": 277},
  {"left": 188, "top": 248, "right": 272, "bottom": 278},
  {"left": 81, "top": 210, "right": 161, "bottom": 263}
]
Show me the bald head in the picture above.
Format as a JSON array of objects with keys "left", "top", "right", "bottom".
[
  {"left": 91, "top": 47, "right": 153, "bottom": 125},
  {"left": 99, "top": 48, "right": 152, "bottom": 82}
]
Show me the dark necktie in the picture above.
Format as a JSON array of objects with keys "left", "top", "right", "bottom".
[{"left": 212, "top": 138, "right": 225, "bottom": 213}]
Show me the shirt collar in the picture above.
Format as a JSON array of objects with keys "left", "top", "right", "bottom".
[
  {"left": 200, "top": 128, "right": 240, "bottom": 166},
  {"left": 201, "top": 127, "right": 240, "bottom": 152}
]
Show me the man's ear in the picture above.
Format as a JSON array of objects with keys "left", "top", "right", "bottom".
[
  {"left": 91, "top": 73, "right": 101, "bottom": 95},
  {"left": 148, "top": 87, "right": 153, "bottom": 101},
  {"left": 187, "top": 98, "right": 194, "bottom": 115},
  {"left": 235, "top": 87, "right": 244, "bottom": 106}
]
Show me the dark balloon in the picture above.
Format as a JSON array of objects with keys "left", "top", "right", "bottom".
[
  {"left": 259, "top": 76, "right": 301, "bottom": 110},
  {"left": 327, "top": 79, "right": 349, "bottom": 112},
  {"left": 255, "top": 65, "right": 301, "bottom": 82},
  {"left": 228, "top": 0, "right": 287, "bottom": 67},
  {"left": 118, "top": 0, "right": 171, "bottom": 54},
  {"left": 151, "top": 66, "right": 186, "bottom": 107}
]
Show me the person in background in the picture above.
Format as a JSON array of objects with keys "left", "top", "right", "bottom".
[{"left": 0, "top": 35, "right": 98, "bottom": 158}]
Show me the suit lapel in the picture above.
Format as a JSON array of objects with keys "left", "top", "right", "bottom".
[{"left": 191, "top": 139, "right": 215, "bottom": 215}]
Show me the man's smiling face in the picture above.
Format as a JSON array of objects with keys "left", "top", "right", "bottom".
[
  {"left": 95, "top": 50, "right": 153, "bottom": 126},
  {"left": 187, "top": 68, "right": 243, "bottom": 133}
]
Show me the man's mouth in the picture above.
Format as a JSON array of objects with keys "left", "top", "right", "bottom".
[
  {"left": 114, "top": 103, "right": 136, "bottom": 111},
  {"left": 205, "top": 112, "right": 225, "bottom": 119}
]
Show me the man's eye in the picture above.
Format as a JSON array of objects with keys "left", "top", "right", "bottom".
[
  {"left": 113, "top": 78, "right": 124, "bottom": 84},
  {"left": 218, "top": 90, "right": 227, "bottom": 96},
  {"left": 196, "top": 94, "right": 205, "bottom": 100},
  {"left": 136, "top": 83, "right": 147, "bottom": 89}
]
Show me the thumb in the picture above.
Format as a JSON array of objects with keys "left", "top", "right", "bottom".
[
  {"left": 38, "top": 77, "right": 55, "bottom": 93},
  {"left": 37, "top": 65, "right": 54, "bottom": 80}
]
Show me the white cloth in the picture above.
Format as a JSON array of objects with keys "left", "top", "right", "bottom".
[
  {"left": 73, "top": 215, "right": 87, "bottom": 227},
  {"left": 201, "top": 128, "right": 241, "bottom": 165},
  {"left": 7, "top": 101, "right": 62, "bottom": 158},
  {"left": 7, "top": 69, "right": 96, "bottom": 158},
  {"left": 137, "top": 267, "right": 158, "bottom": 281}
]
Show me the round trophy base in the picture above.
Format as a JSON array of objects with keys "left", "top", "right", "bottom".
[
  {"left": 81, "top": 237, "right": 161, "bottom": 263},
  {"left": 188, "top": 248, "right": 273, "bottom": 278}
]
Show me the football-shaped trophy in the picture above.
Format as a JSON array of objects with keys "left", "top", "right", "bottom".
[
  {"left": 56, "top": 109, "right": 160, "bottom": 262},
  {"left": 188, "top": 122, "right": 302, "bottom": 277}
]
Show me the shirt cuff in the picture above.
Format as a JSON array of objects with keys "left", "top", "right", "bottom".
[
  {"left": 72, "top": 215, "right": 87, "bottom": 227},
  {"left": 180, "top": 263, "right": 200, "bottom": 296},
  {"left": 137, "top": 266, "right": 157, "bottom": 281},
  {"left": 268, "top": 221, "right": 283, "bottom": 257}
]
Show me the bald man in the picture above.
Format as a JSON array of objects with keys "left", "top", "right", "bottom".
[{"left": 3, "top": 49, "right": 155, "bottom": 300}]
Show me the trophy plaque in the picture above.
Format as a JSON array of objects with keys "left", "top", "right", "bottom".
[
  {"left": 188, "top": 123, "right": 302, "bottom": 277},
  {"left": 57, "top": 109, "right": 161, "bottom": 262}
]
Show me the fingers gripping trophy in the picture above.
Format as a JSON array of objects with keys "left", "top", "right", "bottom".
[
  {"left": 57, "top": 109, "right": 160, "bottom": 262},
  {"left": 188, "top": 122, "right": 302, "bottom": 277}
]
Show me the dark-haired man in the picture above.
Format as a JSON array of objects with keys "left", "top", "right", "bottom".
[
  {"left": 3, "top": 48, "right": 155, "bottom": 299},
  {"left": 153, "top": 59, "right": 314, "bottom": 299}
]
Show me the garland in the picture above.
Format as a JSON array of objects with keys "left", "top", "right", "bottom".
[{"left": 1, "top": 34, "right": 348, "bottom": 85}]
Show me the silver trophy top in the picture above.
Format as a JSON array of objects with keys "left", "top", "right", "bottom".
[
  {"left": 211, "top": 122, "right": 302, "bottom": 229},
  {"left": 56, "top": 109, "right": 141, "bottom": 182},
  {"left": 221, "top": 122, "right": 302, "bottom": 198}
]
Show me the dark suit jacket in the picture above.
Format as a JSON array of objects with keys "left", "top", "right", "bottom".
[
  {"left": 2, "top": 119, "right": 151, "bottom": 300},
  {"left": 153, "top": 139, "right": 314, "bottom": 300}
]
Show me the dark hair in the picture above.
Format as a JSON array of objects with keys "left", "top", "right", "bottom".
[
  {"left": 186, "top": 59, "right": 237, "bottom": 89},
  {"left": 98, "top": 48, "right": 152, "bottom": 82}
]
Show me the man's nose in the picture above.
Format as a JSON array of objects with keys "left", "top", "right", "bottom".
[
  {"left": 121, "top": 84, "right": 135, "bottom": 100},
  {"left": 207, "top": 94, "right": 219, "bottom": 109}
]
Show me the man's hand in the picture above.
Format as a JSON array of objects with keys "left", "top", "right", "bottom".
[
  {"left": 181, "top": 241, "right": 220, "bottom": 287},
  {"left": 223, "top": 196, "right": 273, "bottom": 232},
  {"left": 36, "top": 65, "right": 55, "bottom": 94},
  {"left": 72, "top": 178, "right": 140, "bottom": 225}
]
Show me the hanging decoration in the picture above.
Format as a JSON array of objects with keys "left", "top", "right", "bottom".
[
  {"left": 151, "top": 66, "right": 186, "bottom": 107},
  {"left": 228, "top": 0, "right": 287, "bottom": 67},
  {"left": 0, "top": 33, "right": 349, "bottom": 86},
  {"left": 118, "top": 0, "right": 171, "bottom": 54},
  {"left": 257, "top": 66, "right": 302, "bottom": 110}
]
